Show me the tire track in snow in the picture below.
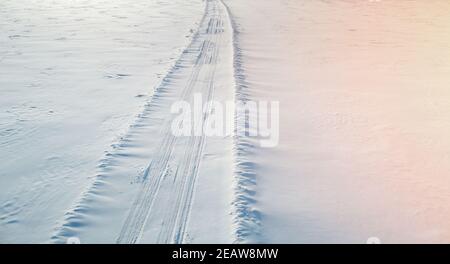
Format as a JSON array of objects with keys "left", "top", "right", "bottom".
[
  {"left": 116, "top": 0, "right": 227, "bottom": 244},
  {"left": 53, "top": 0, "right": 236, "bottom": 244}
]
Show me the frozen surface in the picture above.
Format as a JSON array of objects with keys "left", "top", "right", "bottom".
[
  {"left": 53, "top": 0, "right": 236, "bottom": 244},
  {"left": 2, "top": 0, "right": 450, "bottom": 244},
  {"left": 224, "top": 0, "right": 450, "bottom": 243},
  {"left": 0, "top": 0, "right": 203, "bottom": 243}
]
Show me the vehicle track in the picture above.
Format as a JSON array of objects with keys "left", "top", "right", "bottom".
[
  {"left": 52, "top": 0, "right": 235, "bottom": 244},
  {"left": 116, "top": 0, "right": 227, "bottom": 244}
]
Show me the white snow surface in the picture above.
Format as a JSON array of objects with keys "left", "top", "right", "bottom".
[
  {"left": 0, "top": 0, "right": 204, "bottom": 243},
  {"left": 2, "top": 0, "right": 450, "bottom": 244},
  {"left": 53, "top": 0, "right": 236, "bottom": 244},
  {"left": 224, "top": 0, "right": 450, "bottom": 243}
]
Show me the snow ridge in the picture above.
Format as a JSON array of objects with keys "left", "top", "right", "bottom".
[{"left": 220, "top": 0, "right": 262, "bottom": 243}]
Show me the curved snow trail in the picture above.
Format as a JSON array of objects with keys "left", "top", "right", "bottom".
[{"left": 52, "top": 0, "right": 238, "bottom": 244}]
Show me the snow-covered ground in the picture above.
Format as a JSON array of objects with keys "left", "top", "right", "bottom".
[
  {"left": 53, "top": 0, "right": 236, "bottom": 244},
  {"left": 0, "top": 0, "right": 204, "bottom": 243},
  {"left": 2, "top": 0, "right": 450, "bottom": 244},
  {"left": 225, "top": 0, "right": 450, "bottom": 243}
]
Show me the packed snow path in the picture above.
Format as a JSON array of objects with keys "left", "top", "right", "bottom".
[
  {"left": 54, "top": 0, "right": 236, "bottom": 244},
  {"left": 116, "top": 0, "right": 225, "bottom": 244}
]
